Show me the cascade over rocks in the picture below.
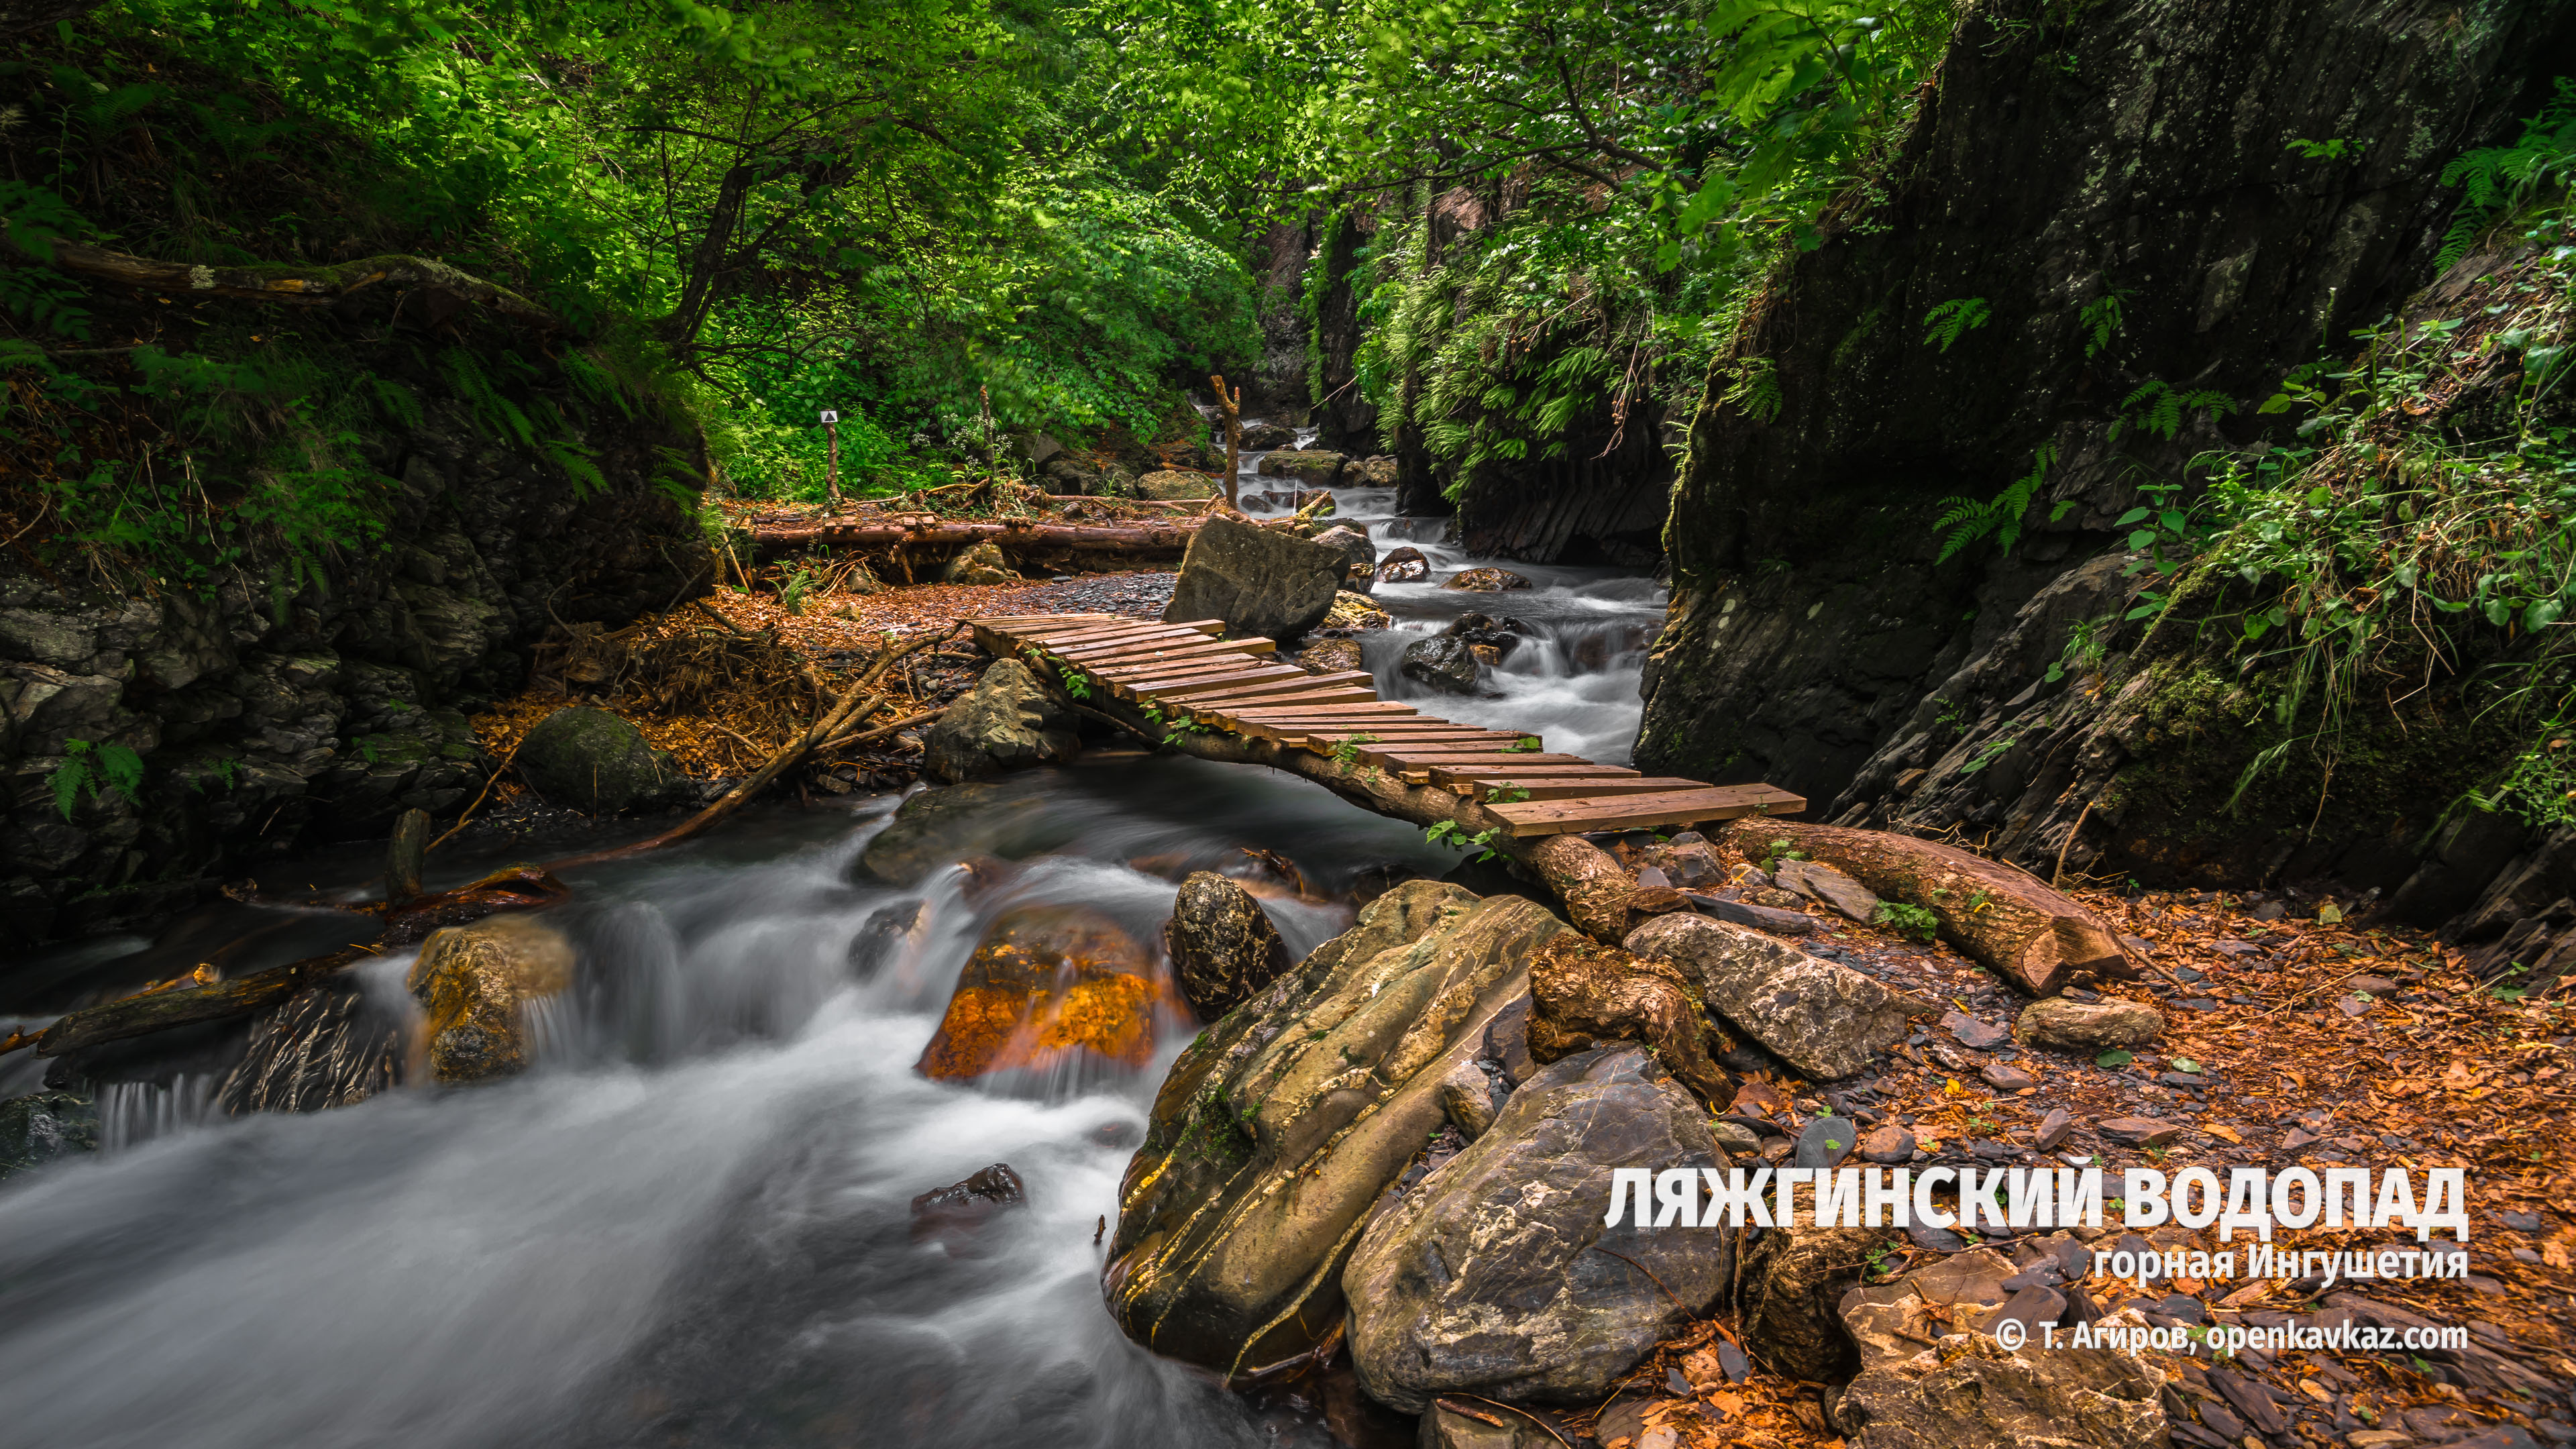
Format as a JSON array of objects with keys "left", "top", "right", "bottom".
[
  {"left": 920, "top": 658, "right": 1079, "bottom": 783},
  {"left": 1161, "top": 515, "right": 1347, "bottom": 641},
  {"left": 1102, "top": 881, "right": 1566, "bottom": 1380},
  {"left": 1163, "top": 871, "right": 1293, "bottom": 1020},
  {"left": 515, "top": 706, "right": 693, "bottom": 814},
  {"left": 1342, "top": 1045, "right": 1731, "bottom": 1412},
  {"left": 915, "top": 905, "right": 1160, "bottom": 1081},
  {"left": 405, "top": 913, "right": 576, "bottom": 1084}
]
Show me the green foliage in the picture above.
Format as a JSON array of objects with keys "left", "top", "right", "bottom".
[
  {"left": 2080, "top": 288, "right": 2130, "bottom": 358},
  {"left": 1332, "top": 733, "right": 1378, "bottom": 766},
  {"left": 1922, "top": 298, "right": 1991, "bottom": 352},
  {"left": 1934, "top": 445, "right": 2056, "bottom": 562},
  {"left": 1872, "top": 900, "right": 1939, "bottom": 942},
  {"left": 1485, "top": 783, "right": 1532, "bottom": 803},
  {"left": 1425, "top": 818, "right": 1506, "bottom": 863},
  {"left": 2108, "top": 380, "right": 2238, "bottom": 443},
  {"left": 2438, "top": 77, "right": 2576, "bottom": 269},
  {"left": 48, "top": 739, "right": 144, "bottom": 819}
]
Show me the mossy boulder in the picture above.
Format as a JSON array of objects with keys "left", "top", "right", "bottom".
[
  {"left": 1102, "top": 881, "right": 1568, "bottom": 1380},
  {"left": 515, "top": 706, "right": 690, "bottom": 814},
  {"left": 406, "top": 914, "right": 576, "bottom": 1083},
  {"left": 1138, "top": 469, "right": 1222, "bottom": 500},
  {"left": 857, "top": 780, "right": 1051, "bottom": 885}
]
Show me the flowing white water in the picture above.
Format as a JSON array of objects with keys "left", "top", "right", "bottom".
[{"left": 0, "top": 423, "right": 1664, "bottom": 1449}]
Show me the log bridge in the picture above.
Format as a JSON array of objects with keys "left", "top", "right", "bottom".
[{"left": 968, "top": 611, "right": 1805, "bottom": 839}]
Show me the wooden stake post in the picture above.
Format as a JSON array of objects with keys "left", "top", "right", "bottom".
[{"left": 1210, "top": 373, "right": 1242, "bottom": 508}]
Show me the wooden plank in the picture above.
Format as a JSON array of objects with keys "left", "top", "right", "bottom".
[
  {"left": 1227, "top": 702, "right": 1426, "bottom": 720},
  {"left": 1455, "top": 777, "right": 1713, "bottom": 801},
  {"left": 1163, "top": 672, "right": 1375, "bottom": 705},
  {"left": 1428, "top": 763, "right": 1642, "bottom": 787},
  {"left": 1485, "top": 785, "right": 1808, "bottom": 838},
  {"left": 1189, "top": 687, "right": 1379, "bottom": 712},
  {"left": 1083, "top": 639, "right": 1276, "bottom": 672},
  {"left": 1121, "top": 664, "right": 1308, "bottom": 696},
  {"left": 1029, "top": 619, "right": 1220, "bottom": 647},
  {"left": 1317, "top": 738, "right": 1543, "bottom": 765},
  {"left": 1356, "top": 749, "right": 1577, "bottom": 767}
]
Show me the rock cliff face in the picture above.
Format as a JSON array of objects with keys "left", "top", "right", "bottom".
[
  {"left": 1635, "top": 0, "right": 2576, "bottom": 892},
  {"left": 0, "top": 399, "right": 702, "bottom": 949}
]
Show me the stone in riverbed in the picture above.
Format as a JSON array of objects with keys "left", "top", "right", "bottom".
[
  {"left": 1311, "top": 525, "right": 1378, "bottom": 592},
  {"left": 921, "top": 657, "right": 1081, "bottom": 784},
  {"left": 1774, "top": 857, "right": 1881, "bottom": 923},
  {"left": 1343, "top": 1045, "right": 1731, "bottom": 1411},
  {"left": 909, "top": 1162, "right": 1026, "bottom": 1247},
  {"left": 2017, "top": 996, "right": 2164, "bottom": 1051},
  {"left": 857, "top": 780, "right": 1046, "bottom": 884},
  {"left": 1237, "top": 422, "right": 1295, "bottom": 451},
  {"left": 2035, "top": 1107, "right": 2076, "bottom": 1150},
  {"left": 1399, "top": 633, "right": 1481, "bottom": 694},
  {"left": 1440, "top": 567, "right": 1531, "bottom": 592},
  {"left": 1322, "top": 590, "right": 1391, "bottom": 631},
  {"left": 1256, "top": 449, "right": 1347, "bottom": 486},
  {"left": 1162, "top": 515, "right": 1346, "bottom": 641},
  {"left": 1942, "top": 1011, "right": 2011, "bottom": 1050},
  {"left": 0, "top": 1089, "right": 97, "bottom": 1179},
  {"left": 2098, "top": 1116, "right": 2184, "bottom": 1147},
  {"left": 1860, "top": 1124, "right": 1916, "bottom": 1163},
  {"left": 1103, "top": 883, "right": 1566, "bottom": 1379},
  {"left": 1981, "top": 1063, "right": 2039, "bottom": 1091},
  {"left": 1346, "top": 455, "right": 1399, "bottom": 486},
  {"left": 407, "top": 914, "right": 576, "bottom": 1083},
  {"left": 1377, "top": 545, "right": 1430, "bottom": 584},
  {"left": 916, "top": 905, "right": 1161, "bottom": 1081},
  {"left": 1163, "top": 871, "right": 1293, "bottom": 1021},
  {"left": 1623, "top": 914, "right": 1925, "bottom": 1079},
  {"left": 515, "top": 706, "right": 691, "bottom": 814},
  {"left": 1299, "top": 638, "right": 1366, "bottom": 675}
]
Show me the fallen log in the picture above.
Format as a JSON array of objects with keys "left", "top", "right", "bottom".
[
  {"left": 750, "top": 517, "right": 1206, "bottom": 560},
  {"left": 1717, "top": 820, "right": 2129, "bottom": 996},
  {"left": 11, "top": 237, "right": 559, "bottom": 329}
]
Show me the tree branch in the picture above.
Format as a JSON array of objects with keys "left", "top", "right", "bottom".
[{"left": 7, "top": 239, "right": 561, "bottom": 329}]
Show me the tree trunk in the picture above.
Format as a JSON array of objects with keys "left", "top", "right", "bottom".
[
  {"left": 1718, "top": 820, "right": 2127, "bottom": 997},
  {"left": 14, "top": 239, "right": 559, "bottom": 327}
]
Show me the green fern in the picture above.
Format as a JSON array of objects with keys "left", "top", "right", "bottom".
[
  {"left": 2080, "top": 288, "right": 2131, "bottom": 358},
  {"left": 1721, "top": 356, "right": 1782, "bottom": 423},
  {"left": 1934, "top": 443, "right": 2055, "bottom": 563},
  {"left": 2109, "top": 380, "right": 2237, "bottom": 443},
  {"left": 1921, "top": 298, "right": 1990, "bottom": 352},
  {"left": 539, "top": 438, "right": 609, "bottom": 497},
  {"left": 2437, "top": 77, "right": 2576, "bottom": 269},
  {"left": 439, "top": 347, "right": 536, "bottom": 449},
  {"left": 368, "top": 376, "right": 424, "bottom": 430}
]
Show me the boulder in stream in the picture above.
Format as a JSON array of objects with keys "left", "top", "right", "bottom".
[
  {"left": 406, "top": 913, "right": 576, "bottom": 1084},
  {"left": 1376, "top": 545, "right": 1430, "bottom": 584},
  {"left": 921, "top": 658, "right": 1080, "bottom": 784},
  {"left": 1399, "top": 635, "right": 1481, "bottom": 694},
  {"left": 1346, "top": 455, "right": 1399, "bottom": 486},
  {"left": 858, "top": 780, "right": 1048, "bottom": 885},
  {"left": 1102, "top": 881, "right": 1567, "bottom": 1379},
  {"left": 1342, "top": 1045, "right": 1731, "bottom": 1411},
  {"left": 0, "top": 1089, "right": 97, "bottom": 1180},
  {"left": 1309, "top": 525, "right": 1377, "bottom": 592},
  {"left": 909, "top": 1161, "right": 1027, "bottom": 1248},
  {"left": 1161, "top": 515, "right": 1347, "bottom": 641},
  {"left": 1163, "top": 871, "right": 1293, "bottom": 1021},
  {"left": 515, "top": 706, "right": 690, "bottom": 814},
  {"left": 1238, "top": 421, "right": 1295, "bottom": 451},
  {"left": 1440, "top": 567, "right": 1530, "bottom": 592},
  {"left": 1256, "top": 449, "right": 1346, "bottom": 486},
  {"left": 916, "top": 905, "right": 1161, "bottom": 1081},
  {"left": 1138, "top": 469, "right": 1222, "bottom": 500}
]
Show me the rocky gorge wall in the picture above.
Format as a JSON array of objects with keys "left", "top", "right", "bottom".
[
  {"left": 1635, "top": 0, "right": 2576, "bottom": 947},
  {"left": 0, "top": 398, "right": 703, "bottom": 951}
]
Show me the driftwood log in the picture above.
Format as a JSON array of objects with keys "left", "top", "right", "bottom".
[
  {"left": 11, "top": 237, "right": 559, "bottom": 328},
  {"left": 1719, "top": 820, "right": 2129, "bottom": 996}
]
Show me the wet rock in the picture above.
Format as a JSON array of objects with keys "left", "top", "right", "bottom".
[
  {"left": 1377, "top": 546, "right": 1430, "bottom": 583},
  {"left": 1347, "top": 456, "right": 1399, "bottom": 487},
  {"left": 848, "top": 899, "right": 926, "bottom": 977},
  {"left": 1323, "top": 591, "right": 1392, "bottom": 631},
  {"left": 0, "top": 1089, "right": 97, "bottom": 1179},
  {"left": 1164, "top": 871, "right": 1294, "bottom": 1021},
  {"left": 1774, "top": 858, "right": 1882, "bottom": 923},
  {"left": 857, "top": 781, "right": 1044, "bottom": 884},
  {"left": 1163, "top": 515, "right": 1347, "bottom": 641},
  {"left": 406, "top": 913, "right": 577, "bottom": 1084},
  {"left": 1138, "top": 469, "right": 1222, "bottom": 500},
  {"left": 1440, "top": 568, "right": 1531, "bottom": 592},
  {"left": 1739, "top": 1224, "right": 1896, "bottom": 1381},
  {"left": 1651, "top": 839, "right": 1725, "bottom": 889},
  {"left": 909, "top": 1161, "right": 1028, "bottom": 1246},
  {"left": 1301, "top": 638, "right": 1366, "bottom": 674},
  {"left": 940, "top": 539, "right": 1018, "bottom": 584},
  {"left": 1683, "top": 892, "right": 1819, "bottom": 934},
  {"left": 921, "top": 658, "right": 1081, "bottom": 784},
  {"left": 515, "top": 706, "right": 690, "bottom": 814},
  {"left": 1437, "top": 1059, "right": 1499, "bottom": 1140},
  {"left": 2098, "top": 1116, "right": 2184, "bottom": 1147},
  {"left": 1238, "top": 422, "right": 1295, "bottom": 451},
  {"left": 1311, "top": 525, "right": 1379, "bottom": 592},
  {"left": 2017, "top": 997, "right": 2164, "bottom": 1051},
  {"left": 1344, "top": 1046, "right": 1731, "bottom": 1411},
  {"left": 1711, "top": 1120, "right": 1764, "bottom": 1155},
  {"left": 1349, "top": 862, "right": 1426, "bottom": 906},
  {"left": 1399, "top": 634, "right": 1481, "bottom": 694},
  {"left": 1104, "top": 883, "right": 1567, "bottom": 1378},
  {"left": 1256, "top": 449, "right": 1348, "bottom": 486},
  {"left": 1623, "top": 914, "right": 1924, "bottom": 1079},
  {"left": 916, "top": 905, "right": 1159, "bottom": 1081}
]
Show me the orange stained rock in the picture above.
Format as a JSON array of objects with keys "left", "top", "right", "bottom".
[{"left": 917, "top": 906, "right": 1167, "bottom": 1080}]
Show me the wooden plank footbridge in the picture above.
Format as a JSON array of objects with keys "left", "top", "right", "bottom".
[{"left": 969, "top": 612, "right": 1805, "bottom": 837}]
